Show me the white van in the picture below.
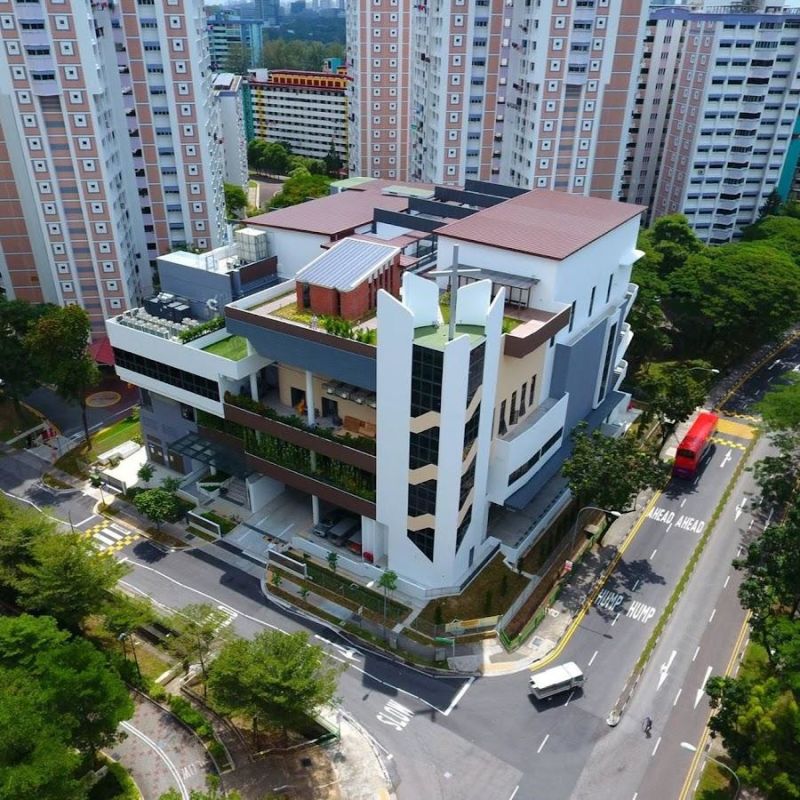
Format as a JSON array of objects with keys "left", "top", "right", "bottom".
[{"left": 529, "top": 662, "right": 584, "bottom": 699}]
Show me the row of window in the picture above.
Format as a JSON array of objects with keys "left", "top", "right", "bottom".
[
  {"left": 113, "top": 349, "right": 220, "bottom": 400},
  {"left": 507, "top": 428, "right": 564, "bottom": 487}
]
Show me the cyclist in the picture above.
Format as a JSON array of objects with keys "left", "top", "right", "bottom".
[{"left": 643, "top": 716, "right": 653, "bottom": 735}]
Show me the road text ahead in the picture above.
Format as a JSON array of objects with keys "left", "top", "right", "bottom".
[{"left": 647, "top": 506, "right": 706, "bottom": 534}]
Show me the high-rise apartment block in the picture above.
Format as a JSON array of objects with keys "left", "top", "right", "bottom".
[
  {"left": 347, "top": 0, "right": 645, "bottom": 195},
  {"left": 213, "top": 73, "right": 249, "bottom": 192},
  {"left": 0, "top": 0, "right": 225, "bottom": 339},
  {"left": 107, "top": 179, "right": 643, "bottom": 595},
  {"left": 345, "top": 0, "right": 412, "bottom": 181},
  {"left": 248, "top": 68, "right": 349, "bottom": 163},
  {"left": 621, "top": 2, "right": 800, "bottom": 242}
]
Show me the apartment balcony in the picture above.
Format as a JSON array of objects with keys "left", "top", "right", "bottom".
[
  {"left": 614, "top": 359, "right": 628, "bottom": 389},
  {"left": 724, "top": 167, "right": 747, "bottom": 181},
  {"left": 716, "top": 198, "right": 740, "bottom": 212},
  {"left": 618, "top": 322, "right": 633, "bottom": 361},
  {"left": 749, "top": 66, "right": 773, "bottom": 79}
]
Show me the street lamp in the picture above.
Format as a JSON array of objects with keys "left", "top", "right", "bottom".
[
  {"left": 685, "top": 366, "right": 720, "bottom": 376},
  {"left": 570, "top": 505, "right": 621, "bottom": 553},
  {"left": 680, "top": 742, "right": 740, "bottom": 800}
]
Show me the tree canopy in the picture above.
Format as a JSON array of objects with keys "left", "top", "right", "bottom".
[
  {"left": 224, "top": 183, "right": 247, "bottom": 219},
  {"left": 268, "top": 167, "right": 331, "bottom": 210},
  {"left": 222, "top": 42, "right": 252, "bottom": 75},
  {"left": 133, "top": 487, "right": 185, "bottom": 531},
  {"left": 561, "top": 423, "right": 670, "bottom": 515},
  {"left": 208, "top": 630, "right": 341, "bottom": 743},
  {"left": 757, "top": 373, "right": 800, "bottom": 431},
  {"left": 259, "top": 39, "right": 344, "bottom": 72}
]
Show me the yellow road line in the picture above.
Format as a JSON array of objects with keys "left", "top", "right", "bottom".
[
  {"left": 677, "top": 614, "right": 750, "bottom": 800},
  {"left": 530, "top": 491, "right": 663, "bottom": 672}
]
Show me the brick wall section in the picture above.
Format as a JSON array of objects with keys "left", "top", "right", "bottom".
[{"left": 339, "top": 282, "right": 371, "bottom": 320}]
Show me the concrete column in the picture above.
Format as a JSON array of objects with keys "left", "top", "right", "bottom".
[
  {"left": 311, "top": 495, "right": 320, "bottom": 524},
  {"left": 305, "top": 369, "right": 316, "bottom": 425},
  {"left": 249, "top": 371, "right": 259, "bottom": 402}
]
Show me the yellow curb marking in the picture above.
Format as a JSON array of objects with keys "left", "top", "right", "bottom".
[
  {"left": 529, "top": 491, "right": 663, "bottom": 674},
  {"left": 715, "top": 419, "right": 755, "bottom": 440},
  {"left": 710, "top": 436, "right": 747, "bottom": 451}
]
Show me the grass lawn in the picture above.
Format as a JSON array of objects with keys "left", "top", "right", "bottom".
[
  {"left": 0, "top": 399, "right": 40, "bottom": 443},
  {"left": 133, "top": 641, "right": 172, "bottom": 683},
  {"left": 202, "top": 335, "right": 249, "bottom": 361},
  {"left": 418, "top": 553, "right": 528, "bottom": 626},
  {"left": 87, "top": 413, "right": 141, "bottom": 461},
  {"left": 439, "top": 301, "right": 521, "bottom": 333},
  {"left": 696, "top": 761, "right": 736, "bottom": 799},
  {"left": 738, "top": 640, "right": 769, "bottom": 681},
  {"left": 271, "top": 300, "right": 316, "bottom": 325}
]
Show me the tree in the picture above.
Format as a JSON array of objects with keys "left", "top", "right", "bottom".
[
  {"left": 759, "top": 187, "right": 784, "bottom": 220},
  {"left": 0, "top": 615, "right": 133, "bottom": 767},
  {"left": 260, "top": 39, "right": 344, "bottom": 71},
  {"left": 743, "top": 214, "right": 800, "bottom": 263},
  {"left": 751, "top": 429, "right": 800, "bottom": 509},
  {"left": 160, "top": 776, "right": 242, "bottom": 800},
  {"left": 757, "top": 372, "right": 800, "bottom": 430},
  {"left": 208, "top": 630, "right": 342, "bottom": 745},
  {"left": 323, "top": 141, "right": 343, "bottom": 177},
  {"left": 0, "top": 297, "right": 50, "bottom": 413},
  {"left": 15, "top": 533, "right": 129, "bottom": 631},
  {"left": 0, "top": 668, "right": 84, "bottom": 800},
  {"left": 327, "top": 550, "right": 338, "bottom": 574},
  {"left": 636, "top": 361, "right": 715, "bottom": 443},
  {"left": 137, "top": 463, "right": 155, "bottom": 485},
  {"left": 378, "top": 570, "right": 398, "bottom": 634},
  {"left": 26, "top": 305, "right": 100, "bottom": 445},
  {"left": 562, "top": 423, "right": 670, "bottom": 520},
  {"left": 222, "top": 42, "right": 252, "bottom": 74},
  {"left": 645, "top": 214, "right": 704, "bottom": 278},
  {"left": 169, "top": 603, "right": 232, "bottom": 691},
  {"left": 0, "top": 498, "right": 54, "bottom": 595},
  {"left": 224, "top": 183, "right": 247, "bottom": 219},
  {"left": 134, "top": 487, "right": 183, "bottom": 531},
  {"left": 269, "top": 166, "right": 331, "bottom": 209},
  {"left": 667, "top": 243, "right": 800, "bottom": 359}
]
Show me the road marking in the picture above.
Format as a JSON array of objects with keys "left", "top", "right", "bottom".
[
  {"left": 674, "top": 689, "right": 682, "bottom": 707},
  {"left": 720, "top": 449, "right": 733, "bottom": 468},
  {"left": 734, "top": 497, "right": 747, "bottom": 521},
  {"left": 443, "top": 677, "right": 474, "bottom": 717},
  {"left": 694, "top": 666, "right": 714, "bottom": 709},
  {"left": 611, "top": 612, "right": 620, "bottom": 626},
  {"left": 120, "top": 721, "right": 189, "bottom": 800},
  {"left": 709, "top": 609, "right": 717, "bottom": 623},
  {"left": 595, "top": 588, "right": 624, "bottom": 613},
  {"left": 651, "top": 736, "right": 662, "bottom": 757},
  {"left": 277, "top": 523, "right": 294, "bottom": 538},
  {"left": 564, "top": 690, "right": 574, "bottom": 707},
  {"left": 650, "top": 548, "right": 658, "bottom": 560},
  {"left": 588, "top": 650, "right": 598, "bottom": 667},
  {"left": 692, "top": 646, "right": 700, "bottom": 662},
  {"left": 76, "top": 514, "right": 99, "bottom": 527},
  {"left": 537, "top": 734, "right": 549, "bottom": 754},
  {"left": 508, "top": 787, "right": 519, "bottom": 800},
  {"left": 680, "top": 498, "right": 686, "bottom": 508},
  {"left": 627, "top": 601, "right": 657, "bottom": 624},
  {"left": 632, "top": 579, "right": 641, "bottom": 592},
  {"left": 657, "top": 650, "right": 677, "bottom": 691},
  {"left": 737, "top": 546, "right": 743, "bottom": 557},
  {"left": 377, "top": 699, "right": 414, "bottom": 731},
  {"left": 723, "top": 575, "right": 730, "bottom": 589}
]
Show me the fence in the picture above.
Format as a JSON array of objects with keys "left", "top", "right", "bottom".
[
  {"left": 268, "top": 549, "right": 307, "bottom": 579},
  {"left": 186, "top": 510, "right": 221, "bottom": 539}
]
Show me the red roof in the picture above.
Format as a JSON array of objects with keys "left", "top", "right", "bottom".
[
  {"left": 437, "top": 190, "right": 646, "bottom": 261},
  {"left": 90, "top": 337, "right": 115, "bottom": 366}
]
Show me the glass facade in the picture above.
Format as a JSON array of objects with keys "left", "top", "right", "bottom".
[
  {"left": 407, "top": 527, "right": 434, "bottom": 560},
  {"left": 408, "top": 478, "right": 437, "bottom": 517},
  {"left": 507, "top": 427, "right": 564, "bottom": 486},
  {"left": 113, "top": 348, "right": 220, "bottom": 400},
  {"left": 466, "top": 342, "right": 485, "bottom": 406},
  {"left": 409, "top": 426, "right": 440, "bottom": 469},
  {"left": 410, "top": 344, "right": 443, "bottom": 416}
]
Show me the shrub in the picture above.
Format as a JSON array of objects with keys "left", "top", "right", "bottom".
[{"left": 167, "top": 694, "right": 213, "bottom": 739}]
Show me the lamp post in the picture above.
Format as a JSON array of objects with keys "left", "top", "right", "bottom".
[
  {"left": 570, "top": 505, "right": 621, "bottom": 554},
  {"left": 680, "top": 742, "right": 740, "bottom": 800},
  {"left": 685, "top": 367, "right": 720, "bottom": 376}
]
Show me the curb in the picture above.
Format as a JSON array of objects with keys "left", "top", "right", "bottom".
[{"left": 260, "top": 576, "right": 474, "bottom": 679}]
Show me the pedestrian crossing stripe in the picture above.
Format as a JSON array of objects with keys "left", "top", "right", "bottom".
[
  {"left": 80, "top": 522, "right": 140, "bottom": 555},
  {"left": 711, "top": 436, "right": 747, "bottom": 451}
]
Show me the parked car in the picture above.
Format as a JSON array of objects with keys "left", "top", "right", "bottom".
[
  {"left": 345, "top": 530, "right": 363, "bottom": 556},
  {"left": 328, "top": 516, "right": 360, "bottom": 547},
  {"left": 313, "top": 508, "right": 346, "bottom": 538}
]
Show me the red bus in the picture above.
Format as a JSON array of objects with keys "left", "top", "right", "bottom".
[{"left": 672, "top": 412, "right": 719, "bottom": 480}]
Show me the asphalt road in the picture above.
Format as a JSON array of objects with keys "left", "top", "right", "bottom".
[{"left": 3, "top": 343, "right": 795, "bottom": 799}]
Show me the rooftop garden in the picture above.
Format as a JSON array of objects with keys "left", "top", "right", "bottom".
[
  {"left": 439, "top": 295, "right": 521, "bottom": 333},
  {"left": 225, "top": 391, "right": 376, "bottom": 454},
  {"left": 201, "top": 335, "right": 249, "bottom": 360},
  {"left": 270, "top": 301, "right": 377, "bottom": 344}
]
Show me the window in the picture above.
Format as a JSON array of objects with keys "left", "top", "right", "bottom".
[
  {"left": 409, "top": 427, "right": 439, "bottom": 469},
  {"left": 588, "top": 286, "right": 596, "bottom": 317},
  {"left": 568, "top": 300, "right": 576, "bottom": 333},
  {"left": 606, "top": 273, "right": 614, "bottom": 302},
  {"left": 410, "top": 346, "right": 443, "bottom": 416},
  {"left": 529, "top": 375, "right": 536, "bottom": 406},
  {"left": 112, "top": 349, "right": 220, "bottom": 400}
]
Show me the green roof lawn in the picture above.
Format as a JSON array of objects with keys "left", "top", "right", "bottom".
[{"left": 202, "top": 335, "right": 248, "bottom": 361}]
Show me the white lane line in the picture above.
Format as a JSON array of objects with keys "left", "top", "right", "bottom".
[
  {"left": 537, "top": 734, "right": 549, "bottom": 754},
  {"left": 120, "top": 721, "right": 189, "bottom": 800},
  {"left": 737, "top": 546, "right": 743, "bottom": 557},
  {"left": 692, "top": 646, "right": 700, "bottom": 662},
  {"left": 632, "top": 794, "right": 638, "bottom": 800},
  {"left": 611, "top": 612, "right": 620, "bottom": 626},
  {"left": 651, "top": 736, "right": 662, "bottom": 757},
  {"left": 588, "top": 650, "right": 598, "bottom": 667},
  {"left": 723, "top": 575, "right": 730, "bottom": 589},
  {"left": 680, "top": 499, "right": 686, "bottom": 508},
  {"left": 443, "top": 677, "right": 474, "bottom": 717},
  {"left": 564, "top": 690, "right": 574, "bottom": 707},
  {"left": 650, "top": 548, "right": 658, "bottom": 560},
  {"left": 632, "top": 579, "right": 641, "bottom": 592},
  {"left": 76, "top": 514, "right": 99, "bottom": 527},
  {"left": 277, "top": 523, "right": 294, "bottom": 538},
  {"left": 120, "top": 563, "right": 454, "bottom": 715},
  {"left": 508, "top": 787, "right": 520, "bottom": 800},
  {"left": 0, "top": 488, "right": 66, "bottom": 527},
  {"left": 673, "top": 688, "right": 682, "bottom": 707},
  {"left": 708, "top": 608, "right": 717, "bottom": 623}
]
